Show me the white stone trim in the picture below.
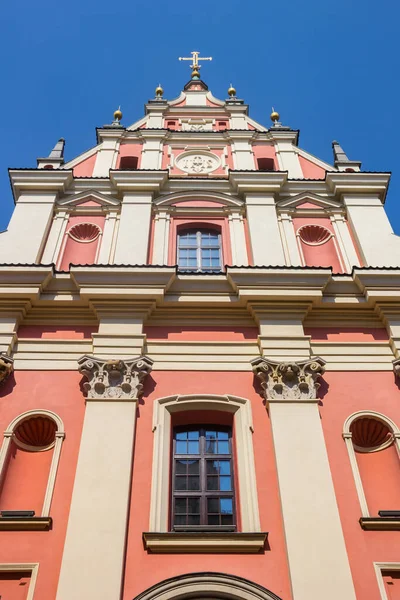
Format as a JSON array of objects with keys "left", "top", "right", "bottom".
[
  {"left": 0, "top": 409, "right": 65, "bottom": 517},
  {"left": 343, "top": 411, "right": 400, "bottom": 517},
  {"left": 374, "top": 562, "right": 400, "bottom": 600},
  {"left": 149, "top": 394, "right": 260, "bottom": 532},
  {"left": 0, "top": 563, "right": 39, "bottom": 600}
]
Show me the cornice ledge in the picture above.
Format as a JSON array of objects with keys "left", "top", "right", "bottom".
[
  {"left": 9, "top": 170, "right": 73, "bottom": 201},
  {"left": 96, "top": 127, "right": 126, "bottom": 143},
  {"left": 226, "top": 267, "right": 331, "bottom": 302},
  {"left": 78, "top": 354, "right": 153, "bottom": 401},
  {"left": 109, "top": 170, "right": 168, "bottom": 193},
  {"left": 0, "top": 354, "right": 14, "bottom": 385},
  {"left": 229, "top": 171, "right": 287, "bottom": 195},
  {"left": 325, "top": 172, "right": 391, "bottom": 202},
  {"left": 353, "top": 268, "right": 400, "bottom": 302},
  {"left": 251, "top": 356, "right": 326, "bottom": 403},
  {"left": 0, "top": 265, "right": 54, "bottom": 300}
]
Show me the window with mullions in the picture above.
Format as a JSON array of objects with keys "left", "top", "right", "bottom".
[
  {"left": 172, "top": 426, "right": 235, "bottom": 531},
  {"left": 177, "top": 229, "right": 222, "bottom": 272}
]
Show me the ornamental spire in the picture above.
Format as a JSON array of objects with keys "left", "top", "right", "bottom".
[{"left": 179, "top": 50, "right": 212, "bottom": 79}]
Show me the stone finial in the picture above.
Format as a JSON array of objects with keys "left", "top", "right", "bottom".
[
  {"left": 78, "top": 355, "right": 153, "bottom": 400},
  {"left": 251, "top": 357, "right": 326, "bottom": 401},
  {"left": 0, "top": 354, "right": 14, "bottom": 385},
  {"left": 48, "top": 138, "right": 65, "bottom": 159},
  {"left": 37, "top": 138, "right": 65, "bottom": 169},
  {"left": 393, "top": 358, "right": 400, "bottom": 378},
  {"left": 332, "top": 140, "right": 361, "bottom": 172}
]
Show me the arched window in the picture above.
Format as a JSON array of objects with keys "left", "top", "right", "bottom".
[
  {"left": 343, "top": 411, "right": 400, "bottom": 526},
  {"left": 177, "top": 228, "right": 222, "bottom": 272},
  {"left": 0, "top": 410, "right": 65, "bottom": 522}
]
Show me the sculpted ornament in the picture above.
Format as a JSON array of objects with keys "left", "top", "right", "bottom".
[
  {"left": 0, "top": 354, "right": 13, "bottom": 385},
  {"left": 175, "top": 151, "right": 220, "bottom": 174},
  {"left": 78, "top": 355, "right": 153, "bottom": 400},
  {"left": 393, "top": 358, "right": 400, "bottom": 378},
  {"left": 251, "top": 356, "right": 326, "bottom": 401}
]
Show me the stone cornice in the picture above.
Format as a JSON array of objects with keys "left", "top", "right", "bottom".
[
  {"left": 325, "top": 172, "right": 391, "bottom": 202},
  {"left": 229, "top": 171, "right": 288, "bottom": 195},
  {"left": 109, "top": 170, "right": 168, "bottom": 193},
  {"left": 9, "top": 170, "right": 73, "bottom": 202},
  {"left": 0, "top": 266, "right": 54, "bottom": 301},
  {"left": 353, "top": 269, "right": 400, "bottom": 302},
  {"left": 96, "top": 127, "right": 126, "bottom": 144}
]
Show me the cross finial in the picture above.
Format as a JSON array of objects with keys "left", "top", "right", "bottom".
[{"left": 179, "top": 51, "right": 212, "bottom": 79}]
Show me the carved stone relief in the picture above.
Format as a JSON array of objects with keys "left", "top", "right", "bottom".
[
  {"left": 393, "top": 358, "right": 400, "bottom": 378},
  {"left": 251, "top": 357, "right": 326, "bottom": 402},
  {"left": 181, "top": 120, "right": 213, "bottom": 132},
  {"left": 0, "top": 354, "right": 13, "bottom": 385},
  {"left": 78, "top": 355, "right": 153, "bottom": 400},
  {"left": 175, "top": 151, "right": 220, "bottom": 174}
]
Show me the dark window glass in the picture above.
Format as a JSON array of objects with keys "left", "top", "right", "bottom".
[
  {"left": 119, "top": 156, "right": 138, "bottom": 170},
  {"left": 177, "top": 229, "right": 222, "bottom": 272},
  {"left": 257, "top": 157, "right": 275, "bottom": 171},
  {"left": 172, "top": 426, "right": 235, "bottom": 530}
]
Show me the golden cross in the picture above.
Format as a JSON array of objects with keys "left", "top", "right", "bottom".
[{"left": 179, "top": 51, "right": 212, "bottom": 73}]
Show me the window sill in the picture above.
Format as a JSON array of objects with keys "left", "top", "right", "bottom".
[
  {"left": 142, "top": 531, "right": 268, "bottom": 553},
  {"left": 0, "top": 517, "right": 52, "bottom": 531},
  {"left": 360, "top": 517, "right": 400, "bottom": 531}
]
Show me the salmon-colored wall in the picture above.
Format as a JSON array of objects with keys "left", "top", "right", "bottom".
[
  {"left": 304, "top": 327, "right": 389, "bottom": 342},
  {"left": 252, "top": 144, "right": 277, "bottom": 170},
  {"left": 356, "top": 443, "right": 400, "bottom": 516},
  {"left": 0, "top": 441, "right": 53, "bottom": 515},
  {"left": 298, "top": 155, "right": 326, "bottom": 179},
  {"left": 320, "top": 371, "right": 400, "bottom": 600},
  {"left": 116, "top": 143, "right": 143, "bottom": 169},
  {"left": 58, "top": 214, "right": 105, "bottom": 270},
  {"left": 0, "top": 371, "right": 85, "bottom": 600},
  {"left": 73, "top": 153, "right": 96, "bottom": 177},
  {"left": 122, "top": 371, "right": 292, "bottom": 600},
  {"left": 0, "top": 571, "right": 31, "bottom": 599},
  {"left": 293, "top": 216, "right": 343, "bottom": 272},
  {"left": 17, "top": 325, "right": 98, "bottom": 339},
  {"left": 144, "top": 326, "right": 258, "bottom": 341}
]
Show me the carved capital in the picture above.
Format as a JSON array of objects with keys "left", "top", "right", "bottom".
[
  {"left": 0, "top": 354, "right": 14, "bottom": 385},
  {"left": 393, "top": 358, "right": 400, "bottom": 378},
  {"left": 78, "top": 355, "right": 153, "bottom": 400},
  {"left": 251, "top": 356, "right": 326, "bottom": 402}
]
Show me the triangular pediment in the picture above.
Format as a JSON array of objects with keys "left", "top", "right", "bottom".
[
  {"left": 277, "top": 192, "right": 342, "bottom": 210},
  {"left": 57, "top": 190, "right": 120, "bottom": 208},
  {"left": 154, "top": 190, "right": 243, "bottom": 208}
]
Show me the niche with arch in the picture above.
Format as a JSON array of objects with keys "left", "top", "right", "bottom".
[
  {"left": 295, "top": 221, "right": 344, "bottom": 272},
  {"left": 59, "top": 219, "right": 103, "bottom": 270},
  {"left": 0, "top": 410, "right": 65, "bottom": 519},
  {"left": 343, "top": 412, "right": 400, "bottom": 522}
]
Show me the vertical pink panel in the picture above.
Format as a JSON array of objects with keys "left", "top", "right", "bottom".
[
  {"left": 383, "top": 572, "right": 400, "bottom": 600},
  {"left": 356, "top": 444, "right": 400, "bottom": 516},
  {"left": 0, "top": 572, "right": 31, "bottom": 600}
]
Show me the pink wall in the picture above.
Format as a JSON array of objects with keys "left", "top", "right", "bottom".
[
  {"left": 0, "top": 571, "right": 31, "bottom": 599},
  {"left": 252, "top": 144, "right": 277, "bottom": 170},
  {"left": 122, "top": 371, "right": 292, "bottom": 600},
  {"left": 0, "top": 371, "right": 85, "bottom": 600},
  {"left": 293, "top": 216, "right": 343, "bottom": 272},
  {"left": 144, "top": 326, "right": 258, "bottom": 341},
  {"left": 320, "top": 371, "right": 400, "bottom": 600},
  {"left": 58, "top": 214, "right": 105, "bottom": 270},
  {"left": 17, "top": 325, "right": 97, "bottom": 339},
  {"left": 298, "top": 155, "right": 326, "bottom": 179},
  {"left": 73, "top": 153, "right": 96, "bottom": 177},
  {"left": 116, "top": 143, "right": 143, "bottom": 168}
]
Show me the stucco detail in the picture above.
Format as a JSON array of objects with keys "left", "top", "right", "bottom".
[
  {"left": 251, "top": 356, "right": 326, "bottom": 401},
  {"left": 78, "top": 355, "right": 153, "bottom": 400},
  {"left": 393, "top": 357, "right": 400, "bottom": 377},
  {"left": 0, "top": 354, "right": 14, "bottom": 385}
]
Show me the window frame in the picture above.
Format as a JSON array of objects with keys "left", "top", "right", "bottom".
[
  {"left": 177, "top": 228, "right": 222, "bottom": 272},
  {"left": 171, "top": 425, "right": 236, "bottom": 531}
]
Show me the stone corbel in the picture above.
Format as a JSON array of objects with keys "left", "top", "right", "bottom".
[
  {"left": 78, "top": 355, "right": 153, "bottom": 400},
  {"left": 251, "top": 356, "right": 326, "bottom": 402},
  {"left": 0, "top": 354, "right": 14, "bottom": 385}
]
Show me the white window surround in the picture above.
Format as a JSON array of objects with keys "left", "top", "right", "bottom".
[
  {"left": 343, "top": 410, "right": 400, "bottom": 517},
  {"left": 149, "top": 394, "right": 261, "bottom": 532},
  {"left": 0, "top": 563, "right": 39, "bottom": 600},
  {"left": 374, "top": 562, "right": 400, "bottom": 600},
  {"left": 0, "top": 409, "right": 65, "bottom": 517}
]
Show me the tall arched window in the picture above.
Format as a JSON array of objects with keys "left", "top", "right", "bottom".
[
  {"left": 0, "top": 410, "right": 65, "bottom": 526},
  {"left": 177, "top": 228, "right": 222, "bottom": 272},
  {"left": 343, "top": 411, "right": 400, "bottom": 528}
]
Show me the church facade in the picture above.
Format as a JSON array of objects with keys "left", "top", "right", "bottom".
[{"left": 0, "top": 53, "right": 400, "bottom": 600}]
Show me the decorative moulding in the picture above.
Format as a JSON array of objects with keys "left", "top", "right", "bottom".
[
  {"left": 142, "top": 531, "right": 267, "bottom": 554},
  {"left": 175, "top": 150, "right": 220, "bottom": 174},
  {"left": 78, "top": 355, "right": 153, "bottom": 400},
  {"left": 251, "top": 356, "right": 326, "bottom": 402},
  {"left": 393, "top": 357, "right": 400, "bottom": 377},
  {"left": 297, "top": 224, "right": 332, "bottom": 246},
  {"left": 0, "top": 354, "right": 14, "bottom": 385},
  {"left": 68, "top": 222, "right": 101, "bottom": 243}
]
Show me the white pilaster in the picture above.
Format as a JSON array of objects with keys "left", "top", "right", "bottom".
[
  {"left": 228, "top": 211, "right": 248, "bottom": 266},
  {"left": 92, "top": 130, "right": 123, "bottom": 177},
  {"left": 152, "top": 211, "right": 170, "bottom": 265},
  {"left": 41, "top": 210, "right": 68, "bottom": 264},
  {"left": 329, "top": 214, "right": 360, "bottom": 272},
  {"left": 270, "top": 130, "right": 303, "bottom": 178},
  {"left": 245, "top": 194, "right": 285, "bottom": 266},
  {"left": 97, "top": 211, "right": 118, "bottom": 264},
  {"left": 140, "top": 131, "right": 166, "bottom": 170},
  {"left": 230, "top": 132, "right": 255, "bottom": 170},
  {"left": 114, "top": 193, "right": 152, "bottom": 264},
  {"left": 343, "top": 195, "right": 400, "bottom": 267},
  {"left": 279, "top": 213, "right": 302, "bottom": 266}
]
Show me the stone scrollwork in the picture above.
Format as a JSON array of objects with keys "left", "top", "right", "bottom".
[
  {"left": 78, "top": 355, "right": 153, "bottom": 400},
  {"left": 175, "top": 151, "right": 220, "bottom": 174},
  {"left": 0, "top": 354, "right": 14, "bottom": 385},
  {"left": 251, "top": 356, "right": 326, "bottom": 402},
  {"left": 393, "top": 358, "right": 400, "bottom": 378}
]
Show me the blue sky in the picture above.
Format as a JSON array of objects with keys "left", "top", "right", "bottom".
[{"left": 1, "top": 0, "right": 399, "bottom": 232}]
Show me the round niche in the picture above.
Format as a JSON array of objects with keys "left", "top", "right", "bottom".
[{"left": 175, "top": 150, "right": 221, "bottom": 174}]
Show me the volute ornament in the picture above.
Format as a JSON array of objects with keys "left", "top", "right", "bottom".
[
  {"left": 78, "top": 355, "right": 153, "bottom": 400},
  {"left": 393, "top": 358, "right": 400, "bottom": 378},
  {"left": 0, "top": 354, "right": 14, "bottom": 385},
  {"left": 251, "top": 356, "right": 326, "bottom": 402}
]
